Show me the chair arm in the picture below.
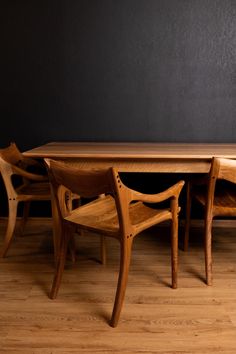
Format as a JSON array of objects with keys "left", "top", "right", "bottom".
[
  {"left": 12, "top": 165, "right": 48, "bottom": 182},
  {"left": 130, "top": 180, "right": 185, "bottom": 204}
]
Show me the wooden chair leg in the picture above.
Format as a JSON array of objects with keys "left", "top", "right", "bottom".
[
  {"left": 204, "top": 214, "right": 213, "bottom": 286},
  {"left": 184, "top": 181, "right": 192, "bottom": 251},
  {"left": 68, "top": 232, "right": 77, "bottom": 263},
  {"left": 110, "top": 238, "right": 133, "bottom": 328},
  {"left": 18, "top": 201, "right": 31, "bottom": 236},
  {"left": 171, "top": 210, "right": 178, "bottom": 289},
  {"left": 1, "top": 200, "right": 18, "bottom": 257},
  {"left": 100, "top": 236, "right": 106, "bottom": 265},
  {"left": 50, "top": 190, "right": 62, "bottom": 264},
  {"left": 50, "top": 224, "right": 69, "bottom": 299}
]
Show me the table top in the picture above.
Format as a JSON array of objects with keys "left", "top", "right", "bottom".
[{"left": 24, "top": 142, "right": 236, "bottom": 160}]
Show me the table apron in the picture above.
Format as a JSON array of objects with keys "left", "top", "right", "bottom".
[{"left": 54, "top": 158, "right": 211, "bottom": 173}]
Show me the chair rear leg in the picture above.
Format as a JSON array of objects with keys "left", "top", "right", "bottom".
[
  {"left": 184, "top": 181, "right": 192, "bottom": 251},
  {"left": 100, "top": 235, "right": 106, "bottom": 265},
  {"left": 98, "top": 195, "right": 107, "bottom": 265},
  {"left": 50, "top": 224, "right": 69, "bottom": 299},
  {"left": 68, "top": 230, "right": 77, "bottom": 263},
  {"left": 171, "top": 207, "right": 178, "bottom": 289},
  {"left": 110, "top": 238, "right": 133, "bottom": 328},
  {"left": 1, "top": 200, "right": 18, "bottom": 257},
  {"left": 18, "top": 201, "right": 31, "bottom": 236},
  {"left": 204, "top": 215, "right": 213, "bottom": 286}
]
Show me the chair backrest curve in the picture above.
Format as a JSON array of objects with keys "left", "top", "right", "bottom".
[
  {"left": 216, "top": 157, "right": 236, "bottom": 184},
  {"left": 46, "top": 159, "right": 116, "bottom": 198},
  {"left": 0, "top": 143, "right": 22, "bottom": 199},
  {"left": 205, "top": 157, "right": 236, "bottom": 214},
  {"left": 0, "top": 142, "right": 23, "bottom": 166}
]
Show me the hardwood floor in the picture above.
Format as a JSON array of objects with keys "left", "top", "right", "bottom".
[{"left": 0, "top": 218, "right": 236, "bottom": 353}]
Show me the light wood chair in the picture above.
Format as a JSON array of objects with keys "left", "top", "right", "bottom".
[
  {"left": 184, "top": 157, "right": 236, "bottom": 286},
  {"left": 46, "top": 158, "right": 184, "bottom": 327},
  {"left": 0, "top": 142, "right": 51, "bottom": 257}
]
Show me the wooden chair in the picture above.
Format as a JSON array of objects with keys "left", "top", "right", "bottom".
[
  {"left": 184, "top": 157, "right": 236, "bottom": 286},
  {"left": 46, "top": 158, "right": 184, "bottom": 327},
  {"left": 0, "top": 142, "right": 51, "bottom": 257}
]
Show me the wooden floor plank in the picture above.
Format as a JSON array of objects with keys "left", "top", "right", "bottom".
[{"left": 0, "top": 218, "right": 236, "bottom": 353}]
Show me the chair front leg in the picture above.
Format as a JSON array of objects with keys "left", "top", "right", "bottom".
[
  {"left": 110, "top": 237, "right": 133, "bottom": 328},
  {"left": 1, "top": 199, "right": 18, "bottom": 257}
]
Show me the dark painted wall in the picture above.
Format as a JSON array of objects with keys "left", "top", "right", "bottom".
[
  {"left": 1, "top": 0, "right": 236, "bottom": 152},
  {"left": 1, "top": 1, "right": 236, "bottom": 217}
]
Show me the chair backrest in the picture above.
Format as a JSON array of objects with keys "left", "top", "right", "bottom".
[
  {"left": 0, "top": 143, "right": 24, "bottom": 198},
  {"left": 46, "top": 159, "right": 116, "bottom": 197},
  {"left": 206, "top": 157, "right": 236, "bottom": 212},
  {"left": 0, "top": 142, "right": 23, "bottom": 166},
  {"left": 45, "top": 159, "right": 134, "bottom": 236},
  {"left": 217, "top": 157, "right": 236, "bottom": 184},
  {"left": 208, "top": 157, "right": 236, "bottom": 184}
]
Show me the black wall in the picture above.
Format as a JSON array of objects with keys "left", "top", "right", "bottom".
[
  {"left": 2, "top": 0, "right": 236, "bottom": 151},
  {"left": 1, "top": 1, "right": 236, "bottom": 218}
]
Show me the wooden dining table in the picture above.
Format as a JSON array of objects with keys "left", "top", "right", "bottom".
[
  {"left": 23, "top": 141, "right": 236, "bottom": 173},
  {"left": 23, "top": 142, "right": 236, "bottom": 260}
]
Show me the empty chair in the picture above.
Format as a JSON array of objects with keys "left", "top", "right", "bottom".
[
  {"left": 184, "top": 157, "right": 236, "bottom": 286},
  {"left": 46, "top": 158, "right": 184, "bottom": 327},
  {"left": 0, "top": 142, "right": 52, "bottom": 257}
]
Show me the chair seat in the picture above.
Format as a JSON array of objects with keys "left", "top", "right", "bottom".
[
  {"left": 16, "top": 182, "right": 51, "bottom": 200},
  {"left": 65, "top": 195, "right": 173, "bottom": 237},
  {"left": 194, "top": 184, "right": 236, "bottom": 216}
]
